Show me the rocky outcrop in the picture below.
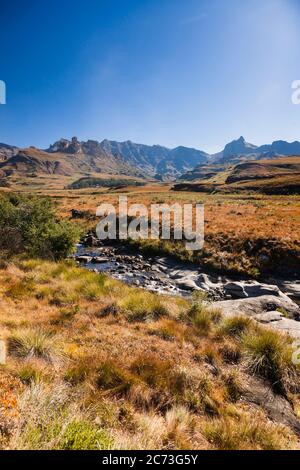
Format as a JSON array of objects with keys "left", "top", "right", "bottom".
[
  {"left": 222, "top": 281, "right": 291, "bottom": 300},
  {"left": 213, "top": 295, "right": 300, "bottom": 338},
  {"left": 242, "top": 376, "right": 300, "bottom": 435}
]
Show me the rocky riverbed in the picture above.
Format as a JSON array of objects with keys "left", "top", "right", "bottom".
[{"left": 74, "top": 238, "right": 300, "bottom": 337}]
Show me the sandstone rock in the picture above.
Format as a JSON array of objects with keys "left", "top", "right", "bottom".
[
  {"left": 223, "top": 281, "right": 284, "bottom": 299},
  {"left": 254, "top": 311, "right": 284, "bottom": 323},
  {"left": 82, "top": 234, "right": 100, "bottom": 247},
  {"left": 271, "top": 318, "right": 300, "bottom": 338},
  {"left": 213, "top": 295, "right": 300, "bottom": 338},
  {"left": 75, "top": 256, "right": 92, "bottom": 263},
  {"left": 176, "top": 277, "right": 201, "bottom": 291},
  {"left": 242, "top": 376, "right": 300, "bottom": 435},
  {"left": 280, "top": 282, "right": 300, "bottom": 299},
  {"left": 213, "top": 295, "right": 299, "bottom": 319},
  {"left": 91, "top": 257, "right": 110, "bottom": 264}
]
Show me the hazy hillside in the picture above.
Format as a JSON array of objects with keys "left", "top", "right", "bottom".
[
  {"left": 211, "top": 136, "right": 300, "bottom": 164},
  {"left": 48, "top": 137, "right": 209, "bottom": 178},
  {"left": 0, "top": 143, "right": 18, "bottom": 161},
  {"left": 1, "top": 136, "right": 300, "bottom": 186},
  {"left": 175, "top": 157, "right": 300, "bottom": 195},
  {"left": 0, "top": 144, "right": 143, "bottom": 179},
  {"left": 0, "top": 138, "right": 209, "bottom": 181}
]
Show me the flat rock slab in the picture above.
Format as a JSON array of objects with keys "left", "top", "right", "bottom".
[
  {"left": 213, "top": 295, "right": 299, "bottom": 318},
  {"left": 271, "top": 318, "right": 300, "bottom": 338},
  {"left": 223, "top": 281, "right": 284, "bottom": 299},
  {"left": 213, "top": 295, "right": 300, "bottom": 338},
  {"left": 242, "top": 376, "right": 300, "bottom": 435},
  {"left": 75, "top": 256, "right": 93, "bottom": 263},
  {"left": 254, "top": 311, "right": 284, "bottom": 323},
  {"left": 90, "top": 257, "right": 111, "bottom": 264}
]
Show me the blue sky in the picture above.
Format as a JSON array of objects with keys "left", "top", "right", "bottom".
[{"left": 0, "top": 0, "right": 300, "bottom": 153}]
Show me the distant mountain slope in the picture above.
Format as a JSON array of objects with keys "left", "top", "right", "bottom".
[
  {"left": 211, "top": 136, "right": 300, "bottom": 164},
  {"left": 174, "top": 157, "right": 300, "bottom": 195},
  {"left": 0, "top": 145, "right": 142, "bottom": 178},
  {"left": 226, "top": 158, "right": 300, "bottom": 184},
  {"left": 1, "top": 136, "right": 300, "bottom": 184},
  {"left": 0, "top": 143, "right": 18, "bottom": 161},
  {"left": 222, "top": 136, "right": 258, "bottom": 159},
  {"left": 47, "top": 137, "right": 209, "bottom": 178}
]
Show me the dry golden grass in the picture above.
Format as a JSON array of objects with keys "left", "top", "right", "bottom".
[
  {"left": 13, "top": 182, "right": 298, "bottom": 276},
  {"left": 0, "top": 258, "right": 300, "bottom": 449}
]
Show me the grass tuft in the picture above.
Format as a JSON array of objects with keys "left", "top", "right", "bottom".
[
  {"left": 242, "top": 327, "right": 298, "bottom": 395},
  {"left": 220, "top": 315, "right": 252, "bottom": 338},
  {"left": 8, "top": 329, "right": 57, "bottom": 361}
]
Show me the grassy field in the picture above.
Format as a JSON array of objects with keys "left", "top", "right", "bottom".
[
  {"left": 0, "top": 188, "right": 300, "bottom": 450},
  {"left": 21, "top": 183, "right": 300, "bottom": 278},
  {"left": 0, "top": 258, "right": 300, "bottom": 450}
]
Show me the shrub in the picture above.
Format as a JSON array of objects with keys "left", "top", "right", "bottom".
[
  {"left": 64, "top": 363, "right": 90, "bottom": 385},
  {"left": 164, "top": 406, "right": 194, "bottom": 449},
  {"left": 130, "top": 356, "right": 189, "bottom": 401},
  {"left": 0, "top": 193, "right": 80, "bottom": 260},
  {"left": 148, "top": 319, "right": 187, "bottom": 342},
  {"left": 223, "top": 371, "right": 243, "bottom": 402},
  {"left": 219, "top": 342, "right": 241, "bottom": 364},
  {"left": 131, "top": 356, "right": 171, "bottom": 388},
  {"left": 6, "top": 277, "right": 35, "bottom": 299},
  {"left": 17, "top": 363, "right": 45, "bottom": 385},
  {"left": 12, "top": 383, "right": 113, "bottom": 450}
]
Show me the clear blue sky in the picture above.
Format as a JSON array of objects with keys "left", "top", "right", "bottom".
[{"left": 1, "top": 0, "right": 300, "bottom": 153}]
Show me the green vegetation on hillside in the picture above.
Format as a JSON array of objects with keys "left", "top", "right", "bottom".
[{"left": 68, "top": 177, "right": 146, "bottom": 190}]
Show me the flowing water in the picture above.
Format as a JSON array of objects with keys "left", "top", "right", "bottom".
[{"left": 75, "top": 243, "right": 300, "bottom": 303}]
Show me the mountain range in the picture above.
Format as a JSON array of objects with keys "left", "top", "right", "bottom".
[
  {"left": 212, "top": 136, "right": 300, "bottom": 163},
  {"left": 1, "top": 135, "right": 300, "bottom": 182}
]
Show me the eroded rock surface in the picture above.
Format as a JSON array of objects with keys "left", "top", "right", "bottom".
[{"left": 213, "top": 295, "right": 300, "bottom": 337}]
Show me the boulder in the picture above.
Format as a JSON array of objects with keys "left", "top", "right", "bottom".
[
  {"left": 91, "top": 257, "right": 110, "bottom": 264},
  {"left": 280, "top": 281, "right": 300, "bottom": 299},
  {"left": 271, "top": 318, "right": 300, "bottom": 338},
  {"left": 176, "top": 276, "right": 202, "bottom": 291},
  {"left": 242, "top": 376, "right": 300, "bottom": 435},
  {"left": 223, "top": 281, "right": 285, "bottom": 299},
  {"left": 71, "top": 209, "right": 89, "bottom": 219},
  {"left": 82, "top": 234, "right": 100, "bottom": 247},
  {"left": 75, "top": 255, "right": 92, "bottom": 263}
]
